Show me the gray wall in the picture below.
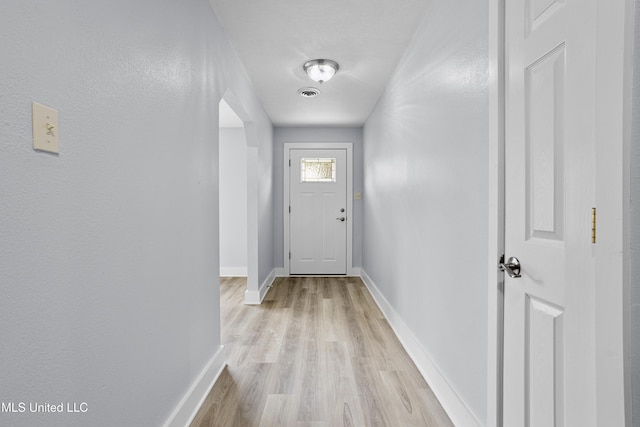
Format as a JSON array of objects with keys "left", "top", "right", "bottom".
[
  {"left": 273, "top": 127, "right": 364, "bottom": 270},
  {"left": 631, "top": 0, "right": 640, "bottom": 422},
  {"left": 362, "top": 0, "right": 489, "bottom": 423},
  {"left": 220, "top": 128, "right": 248, "bottom": 275},
  {"left": 0, "top": 2, "right": 273, "bottom": 426}
]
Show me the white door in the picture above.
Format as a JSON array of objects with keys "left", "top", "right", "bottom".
[
  {"left": 289, "top": 149, "right": 347, "bottom": 275},
  {"left": 503, "top": 0, "right": 600, "bottom": 425}
]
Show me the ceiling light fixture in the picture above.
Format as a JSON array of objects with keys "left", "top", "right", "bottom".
[{"left": 303, "top": 59, "right": 339, "bottom": 84}]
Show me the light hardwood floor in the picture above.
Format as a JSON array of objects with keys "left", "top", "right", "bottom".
[{"left": 191, "top": 276, "right": 453, "bottom": 427}]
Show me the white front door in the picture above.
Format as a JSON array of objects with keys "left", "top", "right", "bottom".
[
  {"left": 503, "top": 0, "right": 601, "bottom": 425},
  {"left": 289, "top": 148, "right": 347, "bottom": 275}
]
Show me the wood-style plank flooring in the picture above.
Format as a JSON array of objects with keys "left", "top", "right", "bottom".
[{"left": 191, "top": 276, "right": 453, "bottom": 427}]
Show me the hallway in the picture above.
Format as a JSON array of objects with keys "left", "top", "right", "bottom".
[
  {"left": 0, "top": 0, "right": 634, "bottom": 425},
  {"left": 191, "top": 277, "right": 452, "bottom": 426}
]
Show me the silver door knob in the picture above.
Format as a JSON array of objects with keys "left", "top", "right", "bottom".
[
  {"left": 336, "top": 217, "right": 346, "bottom": 222},
  {"left": 500, "top": 256, "right": 521, "bottom": 278}
]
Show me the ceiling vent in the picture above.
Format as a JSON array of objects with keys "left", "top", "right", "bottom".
[{"left": 298, "top": 87, "right": 320, "bottom": 98}]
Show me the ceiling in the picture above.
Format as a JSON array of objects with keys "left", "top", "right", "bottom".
[{"left": 209, "top": 0, "right": 431, "bottom": 127}]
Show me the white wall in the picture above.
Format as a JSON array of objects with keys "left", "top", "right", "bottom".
[
  {"left": 362, "top": 0, "right": 489, "bottom": 424},
  {"left": 0, "top": 1, "right": 273, "bottom": 426},
  {"left": 220, "top": 128, "right": 248, "bottom": 276},
  {"left": 257, "top": 136, "right": 275, "bottom": 286},
  {"left": 273, "top": 127, "right": 364, "bottom": 270},
  {"left": 631, "top": 1, "right": 640, "bottom": 422}
]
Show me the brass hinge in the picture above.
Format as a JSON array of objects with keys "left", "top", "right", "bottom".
[{"left": 592, "top": 207, "right": 597, "bottom": 244}]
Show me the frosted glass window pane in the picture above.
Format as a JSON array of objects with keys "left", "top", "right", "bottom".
[{"left": 300, "top": 158, "right": 336, "bottom": 183}]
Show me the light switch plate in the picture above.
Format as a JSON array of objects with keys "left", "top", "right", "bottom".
[{"left": 33, "top": 102, "right": 59, "bottom": 154}]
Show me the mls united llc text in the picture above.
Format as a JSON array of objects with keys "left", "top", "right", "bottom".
[{"left": 1, "top": 402, "right": 88, "bottom": 414}]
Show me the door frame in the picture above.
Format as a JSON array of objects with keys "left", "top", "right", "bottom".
[
  {"left": 487, "top": 0, "right": 506, "bottom": 424},
  {"left": 283, "top": 142, "right": 354, "bottom": 276},
  {"left": 487, "top": 0, "right": 634, "bottom": 425}
]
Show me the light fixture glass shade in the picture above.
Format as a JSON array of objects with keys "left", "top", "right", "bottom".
[{"left": 303, "top": 59, "right": 339, "bottom": 83}]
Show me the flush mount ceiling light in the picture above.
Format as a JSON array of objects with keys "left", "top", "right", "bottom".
[
  {"left": 298, "top": 87, "right": 320, "bottom": 98},
  {"left": 303, "top": 59, "right": 339, "bottom": 84}
]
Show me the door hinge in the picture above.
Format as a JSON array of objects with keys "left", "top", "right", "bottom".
[
  {"left": 289, "top": 206, "right": 291, "bottom": 214},
  {"left": 592, "top": 207, "right": 597, "bottom": 244},
  {"left": 289, "top": 159, "right": 291, "bottom": 167},
  {"left": 289, "top": 252, "right": 291, "bottom": 260}
]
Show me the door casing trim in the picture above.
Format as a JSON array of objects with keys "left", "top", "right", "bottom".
[{"left": 487, "top": 0, "right": 505, "bottom": 425}]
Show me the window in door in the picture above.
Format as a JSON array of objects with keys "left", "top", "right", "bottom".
[{"left": 300, "top": 158, "right": 336, "bottom": 183}]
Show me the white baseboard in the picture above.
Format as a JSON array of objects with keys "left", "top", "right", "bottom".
[
  {"left": 244, "top": 268, "right": 276, "bottom": 304},
  {"left": 272, "top": 267, "right": 359, "bottom": 277},
  {"left": 220, "top": 266, "right": 248, "bottom": 277},
  {"left": 360, "top": 270, "right": 481, "bottom": 427},
  {"left": 163, "top": 345, "right": 226, "bottom": 427}
]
